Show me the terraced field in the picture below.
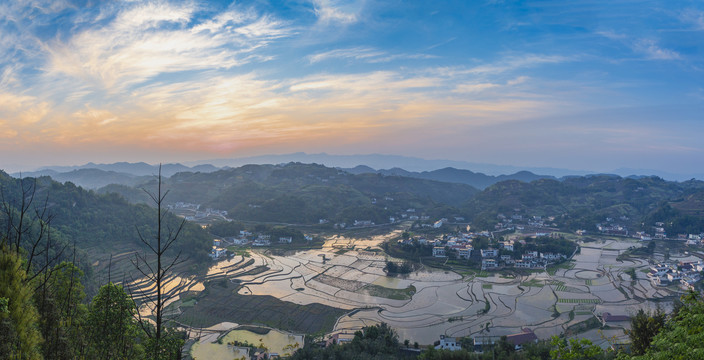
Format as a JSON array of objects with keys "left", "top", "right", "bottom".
[{"left": 130, "top": 233, "right": 686, "bottom": 352}]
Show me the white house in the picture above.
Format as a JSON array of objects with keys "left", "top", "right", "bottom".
[
  {"left": 435, "top": 335, "right": 461, "bottom": 351},
  {"left": 253, "top": 239, "right": 270, "bottom": 247},
  {"left": 501, "top": 241, "right": 514, "bottom": 252},
  {"left": 647, "top": 264, "right": 669, "bottom": 278},
  {"left": 514, "top": 260, "right": 533, "bottom": 268},
  {"left": 481, "top": 248, "right": 498, "bottom": 258},
  {"left": 522, "top": 251, "right": 538, "bottom": 261},
  {"left": 433, "top": 247, "right": 447, "bottom": 257},
  {"left": 666, "top": 272, "right": 682, "bottom": 282},
  {"left": 458, "top": 246, "right": 473, "bottom": 259},
  {"left": 541, "top": 252, "right": 564, "bottom": 261},
  {"left": 481, "top": 258, "right": 498, "bottom": 270},
  {"left": 210, "top": 246, "right": 226, "bottom": 259},
  {"left": 279, "top": 236, "right": 293, "bottom": 244},
  {"left": 232, "top": 238, "right": 249, "bottom": 245}
]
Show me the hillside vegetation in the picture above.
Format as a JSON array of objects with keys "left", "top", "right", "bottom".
[
  {"left": 0, "top": 171, "right": 213, "bottom": 292},
  {"left": 103, "top": 163, "right": 480, "bottom": 225},
  {"left": 465, "top": 175, "right": 704, "bottom": 234}
]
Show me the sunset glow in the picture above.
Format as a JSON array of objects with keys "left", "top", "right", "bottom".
[{"left": 1, "top": 1, "right": 703, "bottom": 173}]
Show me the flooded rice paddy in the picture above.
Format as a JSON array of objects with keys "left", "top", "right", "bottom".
[
  {"left": 190, "top": 327, "right": 304, "bottom": 360},
  {"left": 171, "top": 233, "right": 686, "bottom": 352}
]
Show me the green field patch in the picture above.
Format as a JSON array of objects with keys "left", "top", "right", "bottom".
[
  {"left": 547, "top": 261, "right": 575, "bottom": 275},
  {"left": 476, "top": 271, "right": 490, "bottom": 277},
  {"left": 240, "top": 265, "right": 270, "bottom": 276},
  {"left": 227, "top": 247, "right": 252, "bottom": 257},
  {"left": 482, "top": 284, "right": 493, "bottom": 289},
  {"left": 363, "top": 284, "right": 416, "bottom": 300},
  {"left": 558, "top": 298, "right": 601, "bottom": 304},
  {"left": 585, "top": 279, "right": 593, "bottom": 286},
  {"left": 181, "top": 298, "right": 197, "bottom": 308},
  {"left": 564, "top": 316, "right": 602, "bottom": 336},
  {"left": 180, "top": 281, "right": 345, "bottom": 334},
  {"left": 520, "top": 279, "right": 544, "bottom": 287}
]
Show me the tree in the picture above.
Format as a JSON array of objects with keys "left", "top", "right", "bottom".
[
  {"left": 87, "top": 282, "right": 143, "bottom": 359},
  {"left": 550, "top": 337, "right": 607, "bottom": 360},
  {"left": 0, "top": 244, "right": 43, "bottom": 360},
  {"left": 130, "top": 166, "right": 185, "bottom": 359},
  {"left": 627, "top": 308, "right": 665, "bottom": 355},
  {"left": 629, "top": 292, "right": 704, "bottom": 359},
  {"left": 1, "top": 176, "right": 65, "bottom": 282},
  {"left": 37, "top": 259, "right": 89, "bottom": 359}
]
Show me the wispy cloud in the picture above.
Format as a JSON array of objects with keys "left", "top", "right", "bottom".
[
  {"left": 0, "top": 0, "right": 701, "bottom": 172},
  {"left": 43, "top": 1, "right": 292, "bottom": 92},
  {"left": 597, "top": 31, "right": 681, "bottom": 61},
  {"left": 453, "top": 76, "right": 529, "bottom": 93},
  {"left": 432, "top": 54, "right": 571, "bottom": 78},
  {"left": 633, "top": 39, "right": 681, "bottom": 60},
  {"left": 308, "top": 47, "right": 435, "bottom": 64},
  {"left": 680, "top": 8, "right": 704, "bottom": 30},
  {"left": 312, "top": 0, "right": 360, "bottom": 25}
]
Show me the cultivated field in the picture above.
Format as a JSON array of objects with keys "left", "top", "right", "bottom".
[{"left": 137, "top": 232, "right": 688, "bottom": 351}]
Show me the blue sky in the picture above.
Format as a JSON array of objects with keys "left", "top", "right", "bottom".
[{"left": 0, "top": 0, "right": 702, "bottom": 174}]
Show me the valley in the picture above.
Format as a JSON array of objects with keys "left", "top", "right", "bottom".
[{"left": 136, "top": 223, "right": 689, "bottom": 359}]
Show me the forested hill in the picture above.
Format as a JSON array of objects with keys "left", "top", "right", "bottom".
[
  {"left": 101, "top": 163, "right": 480, "bottom": 225},
  {"left": 343, "top": 165, "right": 554, "bottom": 189},
  {"left": 0, "top": 171, "right": 212, "bottom": 288},
  {"left": 465, "top": 175, "right": 704, "bottom": 234}
]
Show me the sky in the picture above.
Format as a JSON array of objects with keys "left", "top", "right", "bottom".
[{"left": 0, "top": 0, "right": 703, "bottom": 174}]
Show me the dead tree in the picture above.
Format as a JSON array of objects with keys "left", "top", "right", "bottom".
[
  {"left": 130, "top": 165, "right": 185, "bottom": 359},
  {"left": 0, "top": 176, "right": 66, "bottom": 285}
]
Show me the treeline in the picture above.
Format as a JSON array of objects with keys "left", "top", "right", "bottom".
[
  {"left": 0, "top": 172, "right": 195, "bottom": 359},
  {"left": 518, "top": 237, "right": 576, "bottom": 257},
  {"left": 0, "top": 246, "right": 184, "bottom": 359},
  {"left": 0, "top": 172, "right": 213, "bottom": 291},
  {"left": 289, "top": 322, "right": 415, "bottom": 359},
  {"left": 463, "top": 175, "right": 704, "bottom": 234}
]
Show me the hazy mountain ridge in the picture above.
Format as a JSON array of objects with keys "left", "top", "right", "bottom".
[
  {"left": 343, "top": 166, "right": 555, "bottom": 189},
  {"left": 26, "top": 162, "right": 220, "bottom": 178},
  {"left": 183, "top": 153, "right": 704, "bottom": 181},
  {"left": 16, "top": 160, "right": 556, "bottom": 191}
]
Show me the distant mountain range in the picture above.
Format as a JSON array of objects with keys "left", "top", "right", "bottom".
[
  {"left": 7, "top": 159, "right": 704, "bottom": 235},
  {"left": 183, "top": 152, "right": 592, "bottom": 178},
  {"left": 31, "top": 161, "right": 220, "bottom": 177},
  {"left": 13, "top": 161, "right": 555, "bottom": 190},
  {"left": 11, "top": 153, "right": 702, "bottom": 191},
  {"left": 181, "top": 152, "right": 704, "bottom": 181},
  {"left": 14, "top": 162, "right": 221, "bottom": 189}
]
